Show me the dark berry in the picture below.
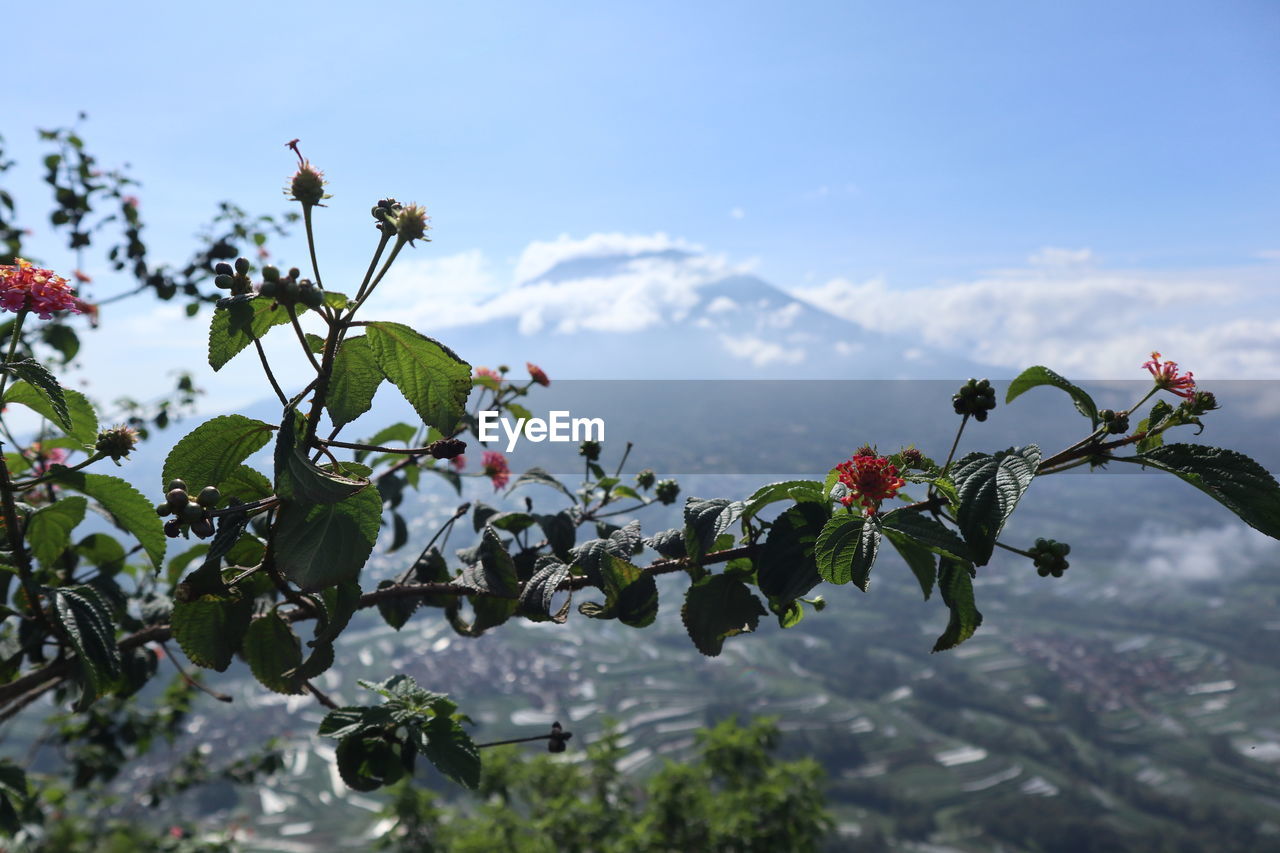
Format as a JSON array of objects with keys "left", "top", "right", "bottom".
[{"left": 197, "top": 486, "right": 221, "bottom": 508}]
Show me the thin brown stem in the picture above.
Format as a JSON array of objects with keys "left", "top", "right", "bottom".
[{"left": 254, "top": 336, "right": 289, "bottom": 407}]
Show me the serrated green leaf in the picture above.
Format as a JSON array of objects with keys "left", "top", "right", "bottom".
[
  {"left": 578, "top": 552, "right": 658, "bottom": 627},
  {"left": 507, "top": 466, "right": 577, "bottom": 503},
  {"left": 242, "top": 609, "right": 304, "bottom": 694},
  {"left": 645, "top": 528, "right": 686, "bottom": 558},
  {"left": 1005, "top": 366, "right": 1099, "bottom": 425},
  {"left": 1131, "top": 444, "right": 1280, "bottom": 539},
  {"left": 681, "top": 574, "right": 767, "bottom": 656},
  {"left": 208, "top": 294, "right": 294, "bottom": 371},
  {"left": 684, "top": 497, "right": 744, "bottom": 558},
  {"left": 537, "top": 510, "right": 576, "bottom": 560},
  {"left": 880, "top": 508, "right": 971, "bottom": 562},
  {"left": 218, "top": 465, "right": 273, "bottom": 503},
  {"left": 364, "top": 321, "right": 471, "bottom": 433},
  {"left": 933, "top": 558, "right": 983, "bottom": 652},
  {"left": 328, "top": 335, "right": 382, "bottom": 429},
  {"left": 950, "top": 445, "right": 1040, "bottom": 566},
  {"left": 1, "top": 359, "right": 70, "bottom": 430},
  {"left": 519, "top": 560, "right": 572, "bottom": 623},
  {"left": 758, "top": 502, "right": 828, "bottom": 603},
  {"left": 273, "top": 483, "right": 382, "bottom": 591},
  {"left": 162, "top": 415, "right": 275, "bottom": 493},
  {"left": 335, "top": 735, "right": 403, "bottom": 791},
  {"left": 28, "top": 496, "right": 86, "bottom": 567},
  {"left": 48, "top": 470, "right": 165, "bottom": 570},
  {"left": 171, "top": 594, "right": 253, "bottom": 672},
  {"left": 421, "top": 716, "right": 481, "bottom": 789},
  {"left": 5, "top": 380, "right": 98, "bottom": 447},
  {"left": 50, "top": 585, "right": 120, "bottom": 709},
  {"left": 815, "top": 513, "right": 882, "bottom": 590},
  {"left": 743, "top": 480, "right": 825, "bottom": 521},
  {"left": 884, "top": 529, "right": 938, "bottom": 600}
]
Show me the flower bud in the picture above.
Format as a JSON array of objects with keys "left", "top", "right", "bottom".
[
  {"left": 429, "top": 437, "right": 466, "bottom": 459},
  {"left": 288, "top": 162, "right": 329, "bottom": 207},
  {"left": 655, "top": 479, "right": 680, "bottom": 505},
  {"left": 390, "top": 204, "right": 430, "bottom": 245},
  {"left": 234, "top": 257, "right": 250, "bottom": 276},
  {"left": 95, "top": 425, "right": 139, "bottom": 461},
  {"left": 635, "top": 469, "right": 656, "bottom": 490},
  {"left": 579, "top": 440, "right": 602, "bottom": 461}
]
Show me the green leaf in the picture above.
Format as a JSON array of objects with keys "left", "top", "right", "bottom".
[
  {"left": 742, "top": 480, "right": 825, "bottom": 521},
  {"left": 933, "top": 559, "right": 983, "bottom": 652},
  {"left": 757, "top": 502, "right": 827, "bottom": 603},
  {"left": 1, "top": 359, "right": 70, "bottom": 430},
  {"left": 519, "top": 560, "right": 572, "bottom": 623},
  {"left": 28, "top": 496, "right": 86, "bottom": 567},
  {"left": 815, "top": 513, "right": 882, "bottom": 590},
  {"left": 884, "top": 529, "right": 938, "bottom": 600},
  {"left": 681, "top": 574, "right": 768, "bottom": 656},
  {"left": 336, "top": 736, "right": 404, "bottom": 791},
  {"left": 281, "top": 447, "right": 371, "bottom": 505},
  {"left": 644, "top": 528, "right": 686, "bottom": 558},
  {"left": 578, "top": 553, "right": 658, "bottom": 628},
  {"left": 1005, "top": 366, "right": 1099, "bottom": 425},
  {"left": 171, "top": 594, "right": 253, "bottom": 671},
  {"left": 420, "top": 716, "right": 481, "bottom": 789},
  {"left": 208, "top": 294, "right": 293, "bottom": 371},
  {"left": 218, "top": 465, "right": 273, "bottom": 503},
  {"left": 242, "top": 609, "right": 304, "bottom": 694},
  {"left": 273, "top": 483, "right": 382, "bottom": 590},
  {"left": 683, "top": 497, "right": 744, "bottom": 558},
  {"left": 5, "top": 380, "right": 98, "bottom": 447},
  {"left": 507, "top": 466, "right": 577, "bottom": 503},
  {"left": 536, "top": 510, "right": 576, "bottom": 560},
  {"left": 1132, "top": 444, "right": 1280, "bottom": 539},
  {"left": 50, "top": 585, "right": 120, "bottom": 709},
  {"left": 950, "top": 445, "right": 1040, "bottom": 566},
  {"left": 328, "top": 335, "right": 382, "bottom": 429},
  {"left": 48, "top": 470, "right": 166, "bottom": 570},
  {"left": 364, "top": 321, "right": 471, "bottom": 433},
  {"left": 879, "top": 508, "right": 971, "bottom": 562},
  {"left": 162, "top": 415, "right": 274, "bottom": 492},
  {"left": 313, "top": 581, "right": 363, "bottom": 647}
]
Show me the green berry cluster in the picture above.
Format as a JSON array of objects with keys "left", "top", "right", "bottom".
[
  {"left": 156, "top": 479, "right": 220, "bottom": 540},
  {"left": 953, "top": 378, "right": 997, "bottom": 421},
  {"left": 1099, "top": 409, "right": 1130, "bottom": 435},
  {"left": 212, "top": 258, "right": 255, "bottom": 296},
  {"left": 371, "top": 198, "right": 402, "bottom": 235},
  {"left": 257, "top": 265, "right": 325, "bottom": 309},
  {"left": 635, "top": 469, "right": 656, "bottom": 490},
  {"left": 655, "top": 479, "right": 680, "bottom": 505},
  {"left": 1029, "top": 538, "right": 1070, "bottom": 577}
]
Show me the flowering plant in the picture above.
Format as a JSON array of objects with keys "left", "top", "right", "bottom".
[{"left": 0, "top": 132, "right": 1276, "bottom": 837}]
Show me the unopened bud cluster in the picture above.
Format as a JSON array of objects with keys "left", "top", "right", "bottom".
[
  {"left": 371, "top": 198, "right": 429, "bottom": 244},
  {"left": 635, "top": 469, "right": 656, "bottom": 490},
  {"left": 1029, "top": 538, "right": 1070, "bottom": 578},
  {"left": 95, "top": 425, "right": 139, "bottom": 461},
  {"left": 579, "top": 440, "right": 601, "bottom": 462},
  {"left": 156, "top": 479, "right": 220, "bottom": 539},
  {"left": 1099, "top": 409, "right": 1129, "bottom": 435},
  {"left": 257, "top": 265, "right": 325, "bottom": 309},
  {"left": 655, "top": 479, "right": 680, "bottom": 505},
  {"left": 213, "top": 258, "right": 255, "bottom": 296},
  {"left": 953, "top": 378, "right": 997, "bottom": 421}
]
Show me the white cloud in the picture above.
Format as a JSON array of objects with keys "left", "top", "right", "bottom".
[
  {"left": 729, "top": 207, "right": 746, "bottom": 220},
  {"left": 511, "top": 232, "right": 702, "bottom": 285},
  {"left": 1027, "top": 246, "right": 1094, "bottom": 268},
  {"left": 1128, "top": 523, "right": 1279, "bottom": 581},
  {"left": 718, "top": 334, "right": 806, "bottom": 367},
  {"left": 791, "top": 261, "right": 1280, "bottom": 378}
]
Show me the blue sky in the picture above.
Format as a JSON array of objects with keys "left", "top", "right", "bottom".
[{"left": 5, "top": 1, "right": 1279, "bottom": 404}]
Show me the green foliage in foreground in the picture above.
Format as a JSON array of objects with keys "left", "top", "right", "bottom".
[{"left": 375, "top": 717, "right": 834, "bottom": 853}]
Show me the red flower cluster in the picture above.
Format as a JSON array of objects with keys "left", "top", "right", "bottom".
[
  {"left": 450, "top": 454, "right": 467, "bottom": 472},
  {"left": 475, "top": 367, "right": 500, "bottom": 382},
  {"left": 835, "top": 453, "right": 906, "bottom": 516},
  {"left": 0, "top": 259, "right": 84, "bottom": 319},
  {"left": 1142, "top": 351, "right": 1195, "bottom": 399},
  {"left": 482, "top": 451, "right": 509, "bottom": 491},
  {"left": 527, "top": 362, "right": 550, "bottom": 387}
]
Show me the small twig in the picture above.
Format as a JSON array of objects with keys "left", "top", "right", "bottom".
[
  {"left": 161, "top": 642, "right": 233, "bottom": 703},
  {"left": 285, "top": 304, "right": 323, "bottom": 373},
  {"left": 303, "top": 680, "right": 339, "bottom": 710},
  {"left": 254, "top": 336, "right": 289, "bottom": 407}
]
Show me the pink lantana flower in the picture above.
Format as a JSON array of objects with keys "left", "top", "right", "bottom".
[
  {"left": 450, "top": 455, "right": 466, "bottom": 472},
  {"left": 481, "top": 451, "right": 509, "bottom": 491},
  {"left": 527, "top": 362, "right": 550, "bottom": 387},
  {"left": 0, "top": 259, "right": 83, "bottom": 319},
  {"left": 835, "top": 453, "right": 906, "bottom": 516},
  {"left": 1142, "top": 352, "right": 1196, "bottom": 399}
]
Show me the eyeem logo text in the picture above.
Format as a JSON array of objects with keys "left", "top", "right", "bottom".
[{"left": 478, "top": 411, "right": 605, "bottom": 452}]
